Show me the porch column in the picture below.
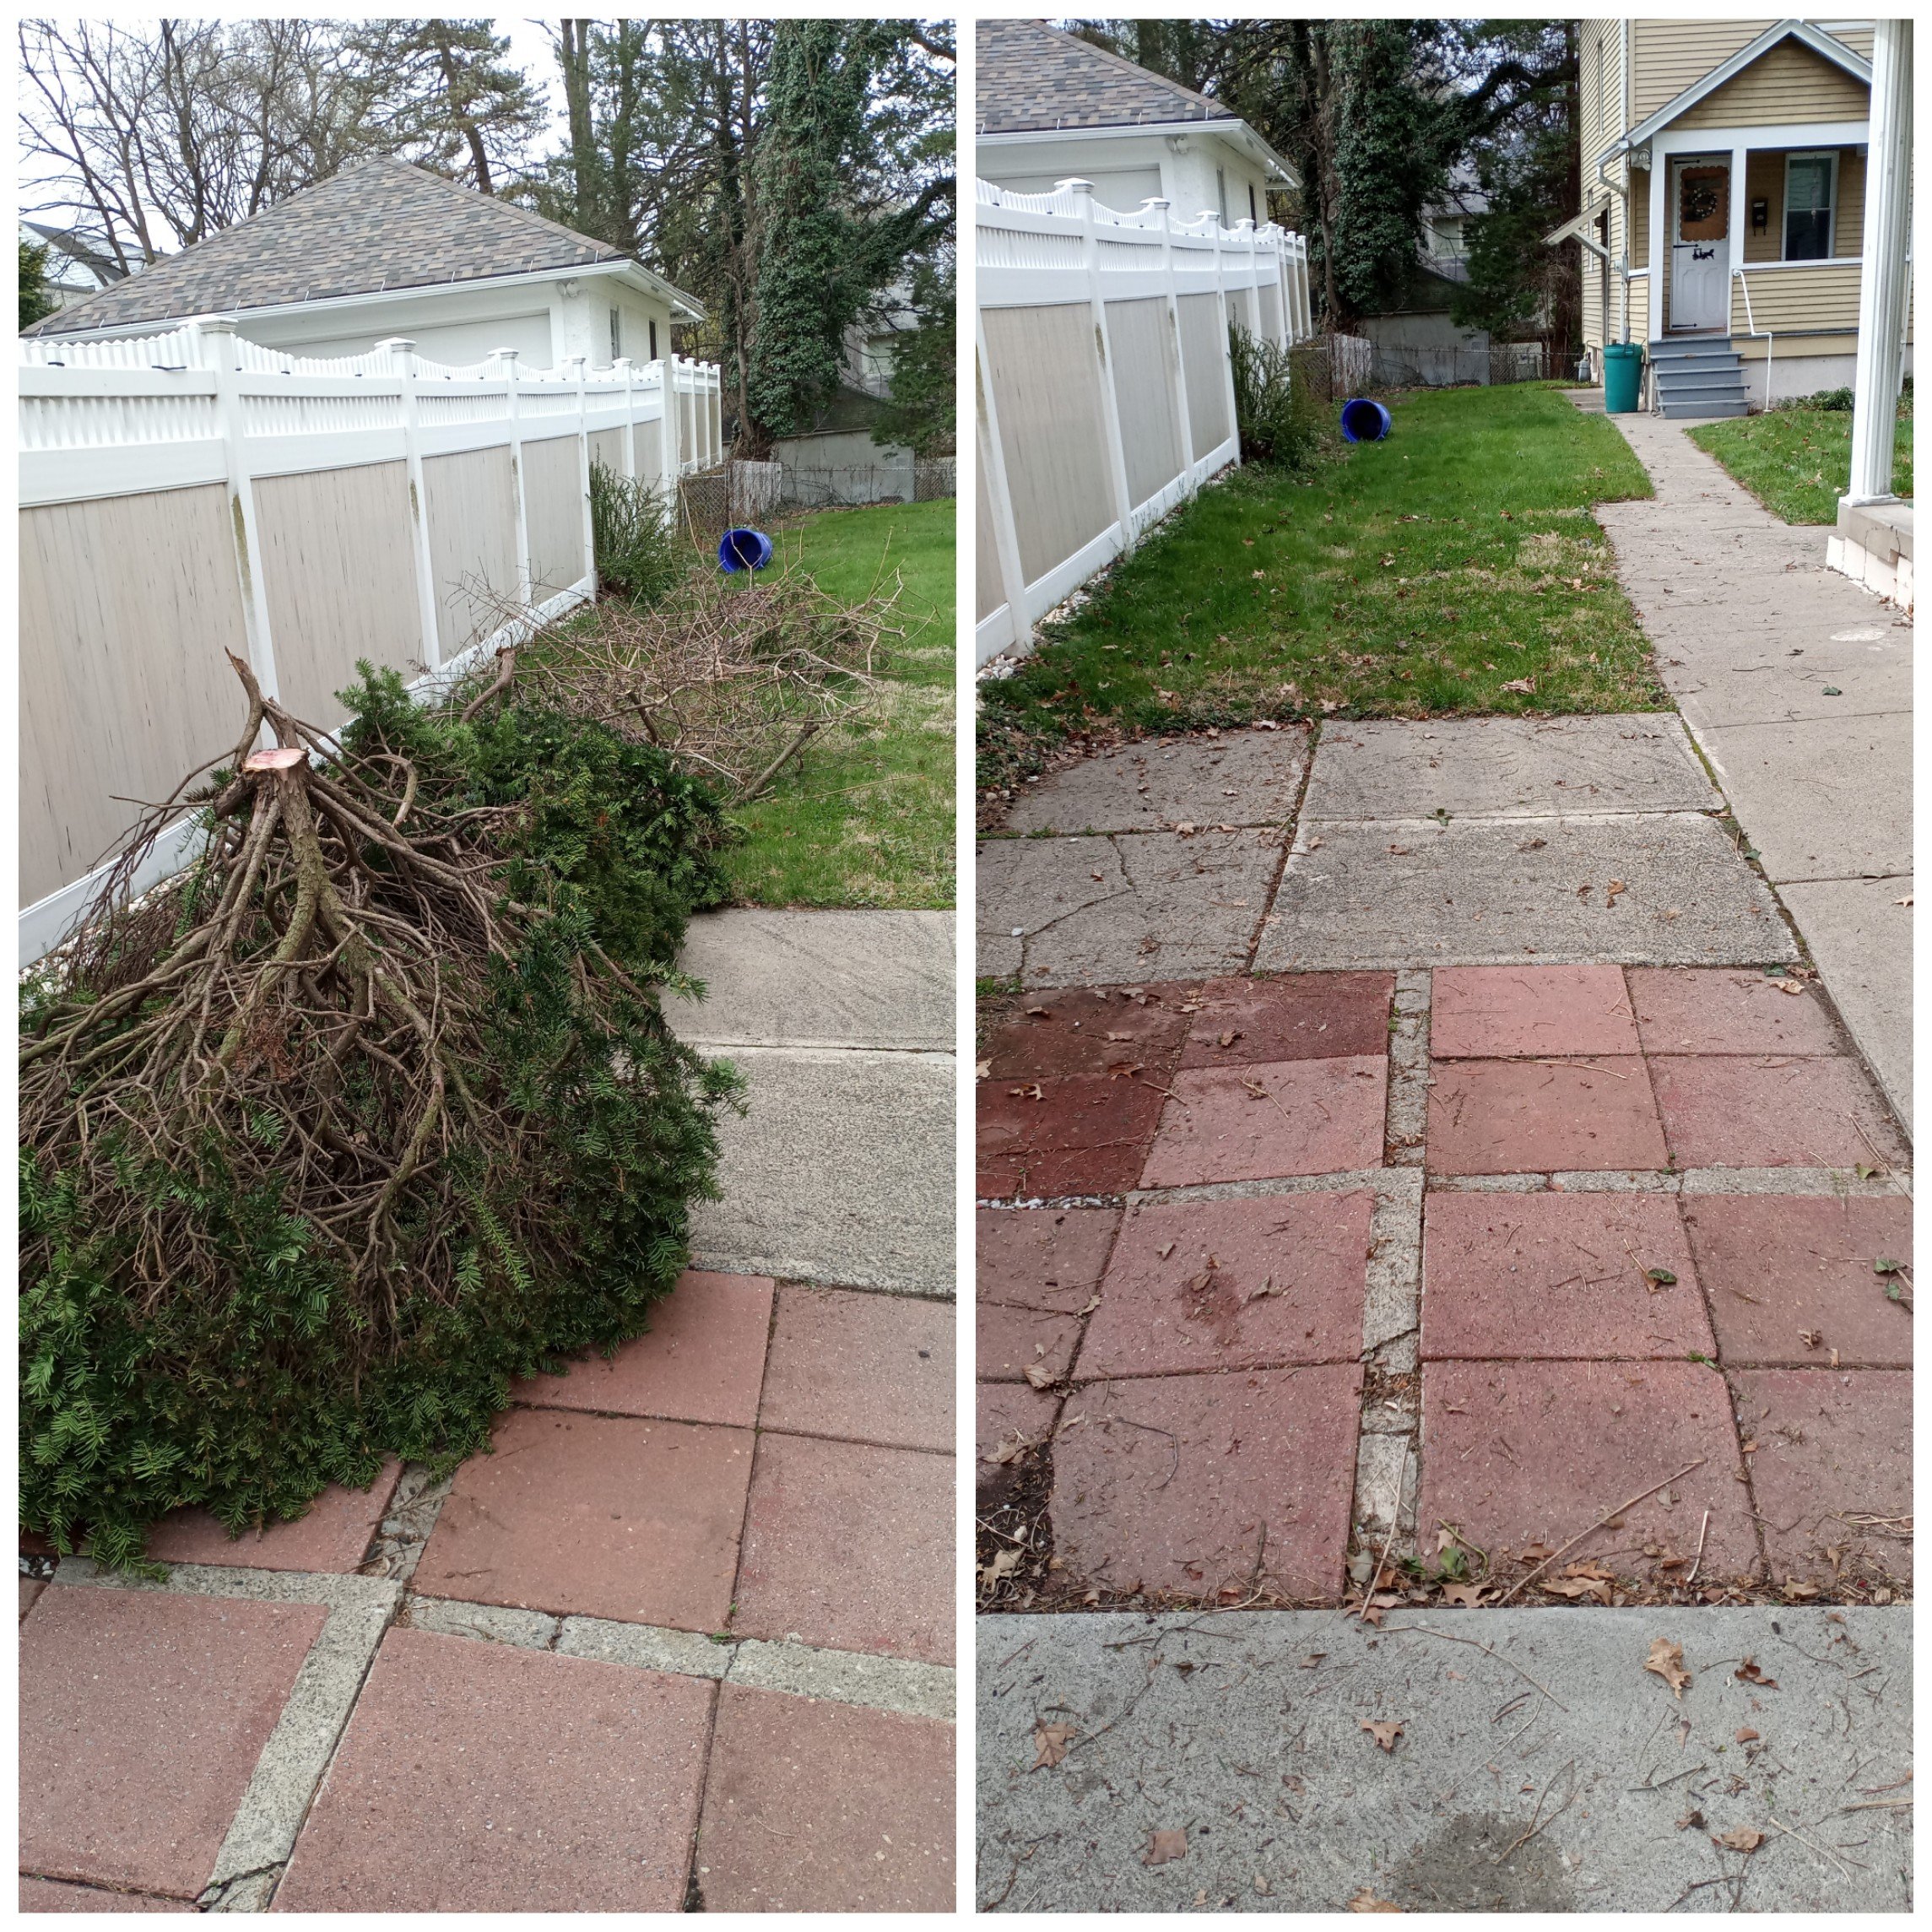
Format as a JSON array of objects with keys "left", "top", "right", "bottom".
[
  {"left": 1846, "top": 18, "right": 1913, "bottom": 506},
  {"left": 1726, "top": 142, "right": 1748, "bottom": 369},
  {"left": 1646, "top": 155, "right": 1665, "bottom": 344}
]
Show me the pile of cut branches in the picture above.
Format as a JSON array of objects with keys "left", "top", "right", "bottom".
[
  {"left": 21, "top": 657, "right": 738, "bottom": 1567},
  {"left": 504, "top": 565, "right": 900, "bottom": 804}
]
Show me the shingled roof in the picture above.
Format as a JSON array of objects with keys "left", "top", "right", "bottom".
[
  {"left": 977, "top": 19, "right": 1238, "bottom": 135},
  {"left": 24, "top": 158, "right": 695, "bottom": 336}
]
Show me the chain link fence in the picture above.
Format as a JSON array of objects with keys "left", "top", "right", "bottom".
[{"left": 677, "top": 459, "right": 782, "bottom": 538}]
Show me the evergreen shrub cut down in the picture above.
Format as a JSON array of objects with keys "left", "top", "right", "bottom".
[{"left": 21, "top": 657, "right": 739, "bottom": 1568}]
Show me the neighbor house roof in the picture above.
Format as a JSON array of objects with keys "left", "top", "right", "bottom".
[
  {"left": 24, "top": 158, "right": 701, "bottom": 336},
  {"left": 977, "top": 18, "right": 1238, "bottom": 134},
  {"left": 1598, "top": 19, "right": 1871, "bottom": 163},
  {"left": 977, "top": 19, "right": 1295, "bottom": 186}
]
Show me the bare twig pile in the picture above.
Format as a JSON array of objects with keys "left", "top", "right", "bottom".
[
  {"left": 21, "top": 655, "right": 733, "bottom": 1565},
  {"left": 504, "top": 564, "right": 901, "bottom": 802}
]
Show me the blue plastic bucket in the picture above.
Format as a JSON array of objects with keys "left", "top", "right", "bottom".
[
  {"left": 1339, "top": 398, "right": 1392, "bottom": 443},
  {"left": 718, "top": 527, "right": 774, "bottom": 572}
]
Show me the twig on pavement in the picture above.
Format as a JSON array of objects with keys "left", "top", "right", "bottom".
[{"left": 1496, "top": 1458, "right": 1707, "bottom": 1605}]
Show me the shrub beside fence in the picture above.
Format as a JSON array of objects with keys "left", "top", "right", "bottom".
[
  {"left": 974, "top": 177, "right": 1314, "bottom": 666},
  {"left": 18, "top": 319, "right": 723, "bottom": 961}
]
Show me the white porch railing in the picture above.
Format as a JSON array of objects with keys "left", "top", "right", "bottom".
[{"left": 975, "top": 178, "right": 1314, "bottom": 664}]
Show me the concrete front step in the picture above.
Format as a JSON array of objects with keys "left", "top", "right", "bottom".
[{"left": 1650, "top": 334, "right": 1749, "bottom": 417}]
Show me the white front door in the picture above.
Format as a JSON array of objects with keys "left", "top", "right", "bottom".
[{"left": 1670, "top": 160, "right": 1730, "bottom": 331}]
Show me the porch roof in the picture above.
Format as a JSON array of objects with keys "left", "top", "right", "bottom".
[{"left": 1595, "top": 20, "right": 1870, "bottom": 166}]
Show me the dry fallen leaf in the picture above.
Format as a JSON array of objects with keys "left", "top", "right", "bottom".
[
  {"left": 1735, "top": 1726, "right": 1761, "bottom": 1744},
  {"left": 1677, "top": 1807, "right": 1706, "bottom": 1832},
  {"left": 1713, "top": 1826, "right": 1764, "bottom": 1854},
  {"left": 1022, "top": 1362, "right": 1058, "bottom": 1391},
  {"left": 1031, "top": 1721, "right": 1075, "bottom": 1770},
  {"left": 1143, "top": 1828, "right": 1188, "bottom": 1867},
  {"left": 979, "top": 1546, "right": 1023, "bottom": 1590},
  {"left": 975, "top": 1059, "right": 991, "bottom": 1080},
  {"left": 1500, "top": 677, "right": 1536, "bottom": 695},
  {"left": 1361, "top": 1719, "right": 1404, "bottom": 1753},
  {"left": 1734, "top": 1657, "right": 1779, "bottom": 1689},
  {"left": 1346, "top": 1889, "right": 1403, "bottom": 1913},
  {"left": 1645, "top": 1637, "right": 1692, "bottom": 1698},
  {"left": 1156, "top": 1241, "right": 1177, "bottom": 1260},
  {"left": 1438, "top": 1580, "right": 1487, "bottom": 1608}
]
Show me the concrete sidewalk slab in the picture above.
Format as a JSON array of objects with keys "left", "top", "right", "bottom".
[
  {"left": 1258, "top": 814, "right": 1795, "bottom": 970},
  {"left": 1307, "top": 714, "right": 1718, "bottom": 820},
  {"left": 273, "top": 1629, "right": 712, "bottom": 1912},
  {"left": 1778, "top": 876, "right": 1913, "bottom": 1125},
  {"left": 1004, "top": 727, "right": 1307, "bottom": 835},
  {"left": 977, "top": 1607, "right": 1911, "bottom": 1911},
  {"left": 689, "top": 1045, "right": 955, "bottom": 1296},
  {"left": 979, "top": 830, "right": 1279, "bottom": 988},
  {"left": 668, "top": 908, "right": 953, "bottom": 1050},
  {"left": 1696, "top": 714, "right": 1911, "bottom": 881},
  {"left": 1595, "top": 409, "right": 1911, "bottom": 1131}
]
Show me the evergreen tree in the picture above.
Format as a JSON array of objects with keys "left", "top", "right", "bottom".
[{"left": 19, "top": 237, "right": 57, "bottom": 329}]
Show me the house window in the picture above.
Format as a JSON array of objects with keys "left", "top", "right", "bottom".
[
  {"left": 609, "top": 306, "right": 621, "bottom": 361},
  {"left": 1247, "top": 181, "right": 1258, "bottom": 224},
  {"left": 648, "top": 318, "right": 658, "bottom": 363},
  {"left": 1217, "top": 166, "right": 1227, "bottom": 227},
  {"left": 1784, "top": 152, "right": 1836, "bottom": 260}
]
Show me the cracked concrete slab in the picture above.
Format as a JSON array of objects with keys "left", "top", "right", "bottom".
[
  {"left": 668, "top": 909, "right": 954, "bottom": 1050},
  {"left": 1004, "top": 727, "right": 1307, "bottom": 835},
  {"left": 1695, "top": 716, "right": 1912, "bottom": 882},
  {"left": 688, "top": 1045, "right": 955, "bottom": 1296},
  {"left": 978, "top": 831, "right": 1279, "bottom": 988},
  {"left": 977, "top": 1607, "right": 1911, "bottom": 1912},
  {"left": 1256, "top": 814, "right": 1795, "bottom": 970},
  {"left": 1778, "top": 874, "right": 1914, "bottom": 1128},
  {"left": 1306, "top": 714, "right": 1718, "bottom": 820}
]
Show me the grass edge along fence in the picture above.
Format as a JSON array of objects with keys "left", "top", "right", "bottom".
[{"left": 974, "top": 176, "right": 1316, "bottom": 668}]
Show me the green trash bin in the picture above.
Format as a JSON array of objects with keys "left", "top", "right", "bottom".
[{"left": 1602, "top": 341, "right": 1642, "bottom": 414}]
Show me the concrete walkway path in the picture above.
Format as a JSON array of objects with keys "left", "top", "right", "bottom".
[
  {"left": 670, "top": 909, "right": 956, "bottom": 1296},
  {"left": 1590, "top": 408, "right": 1913, "bottom": 1129},
  {"left": 980, "top": 1606, "right": 1910, "bottom": 1911}
]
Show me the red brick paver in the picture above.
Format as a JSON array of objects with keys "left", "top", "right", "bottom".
[
  {"left": 1079, "top": 1190, "right": 1373, "bottom": 1376},
  {"left": 759, "top": 1285, "right": 952, "bottom": 1451},
  {"left": 978, "top": 1300, "right": 1084, "bottom": 1383},
  {"left": 1141, "top": 1057, "right": 1387, "bottom": 1186},
  {"left": 1052, "top": 1366, "right": 1362, "bottom": 1601},
  {"left": 143, "top": 1461, "right": 402, "bottom": 1574},
  {"left": 1421, "top": 1192, "right": 1710, "bottom": 1361},
  {"left": 1431, "top": 965, "right": 1637, "bottom": 1059},
  {"left": 1421, "top": 1360, "right": 1758, "bottom": 1584},
  {"left": 511, "top": 1272, "right": 773, "bottom": 1427},
  {"left": 734, "top": 1434, "right": 953, "bottom": 1663},
  {"left": 977, "top": 1380, "right": 1060, "bottom": 1469},
  {"left": 1628, "top": 967, "right": 1841, "bottom": 1055},
  {"left": 20, "top": 1587, "right": 327, "bottom": 1900},
  {"left": 1733, "top": 1368, "right": 1912, "bottom": 1589},
  {"left": 977, "top": 1205, "right": 1121, "bottom": 1311},
  {"left": 413, "top": 1408, "right": 752, "bottom": 1631},
  {"left": 1426, "top": 1058, "right": 1666, "bottom": 1173},
  {"left": 1177, "top": 971, "right": 1393, "bottom": 1067},
  {"left": 696, "top": 1686, "right": 954, "bottom": 1911},
  {"left": 274, "top": 1629, "right": 710, "bottom": 1912},
  {"left": 1683, "top": 1194, "right": 1913, "bottom": 1367},
  {"left": 978, "top": 1073, "right": 1166, "bottom": 1198},
  {"left": 983, "top": 987, "right": 1192, "bottom": 1078},
  {"left": 1650, "top": 1054, "right": 1908, "bottom": 1169},
  {"left": 21, "top": 1879, "right": 193, "bottom": 1912}
]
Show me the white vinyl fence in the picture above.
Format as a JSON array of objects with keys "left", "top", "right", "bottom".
[
  {"left": 19, "top": 317, "right": 723, "bottom": 962},
  {"left": 975, "top": 177, "right": 1313, "bottom": 665}
]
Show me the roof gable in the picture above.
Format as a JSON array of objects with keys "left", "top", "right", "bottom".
[
  {"left": 24, "top": 160, "right": 636, "bottom": 338},
  {"left": 977, "top": 19, "right": 1236, "bottom": 135},
  {"left": 1607, "top": 19, "right": 1870, "bottom": 159}
]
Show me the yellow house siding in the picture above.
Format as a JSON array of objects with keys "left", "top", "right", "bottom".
[
  {"left": 1675, "top": 40, "right": 1870, "bottom": 129},
  {"left": 1741, "top": 148, "right": 1865, "bottom": 263},
  {"left": 1729, "top": 260, "right": 1862, "bottom": 333},
  {"left": 1632, "top": 19, "right": 1775, "bottom": 122}
]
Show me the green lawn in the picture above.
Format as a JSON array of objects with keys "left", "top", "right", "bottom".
[
  {"left": 720, "top": 498, "right": 955, "bottom": 910},
  {"left": 979, "top": 384, "right": 1660, "bottom": 794},
  {"left": 1688, "top": 399, "right": 1914, "bottom": 524}
]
